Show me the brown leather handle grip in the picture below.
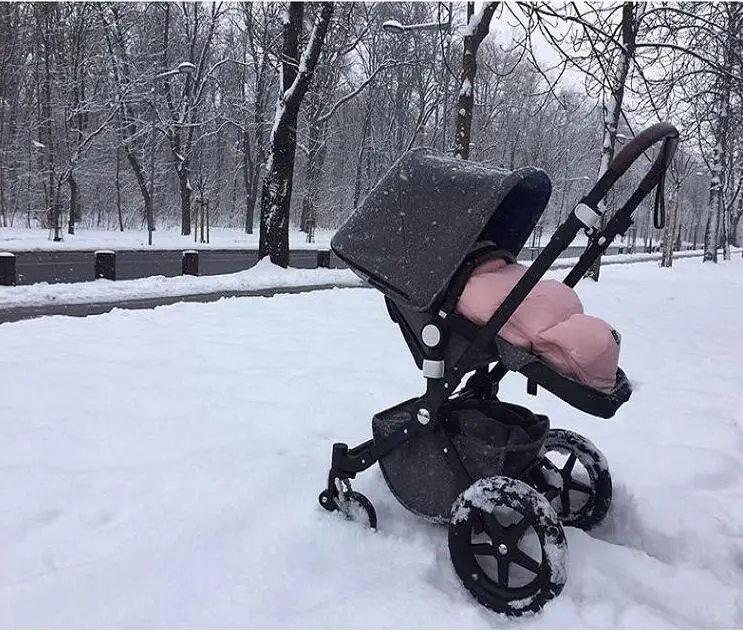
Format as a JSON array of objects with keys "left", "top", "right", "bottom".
[
  {"left": 582, "top": 122, "right": 679, "bottom": 209},
  {"left": 609, "top": 122, "right": 679, "bottom": 175}
]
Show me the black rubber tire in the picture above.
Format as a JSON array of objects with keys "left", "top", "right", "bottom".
[
  {"left": 448, "top": 476, "right": 567, "bottom": 616},
  {"left": 337, "top": 490, "right": 378, "bottom": 530},
  {"left": 541, "top": 429, "right": 612, "bottom": 531}
]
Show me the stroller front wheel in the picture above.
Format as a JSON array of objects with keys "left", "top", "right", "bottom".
[
  {"left": 318, "top": 485, "right": 378, "bottom": 530},
  {"left": 448, "top": 476, "right": 567, "bottom": 616},
  {"left": 541, "top": 428, "right": 612, "bottom": 530}
]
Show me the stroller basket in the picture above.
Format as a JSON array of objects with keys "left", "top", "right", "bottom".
[{"left": 372, "top": 398, "right": 549, "bottom": 522}]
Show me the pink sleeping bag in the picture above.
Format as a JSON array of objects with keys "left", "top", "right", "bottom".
[{"left": 456, "top": 255, "right": 620, "bottom": 392}]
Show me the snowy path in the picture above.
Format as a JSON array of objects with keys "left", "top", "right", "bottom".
[{"left": 0, "top": 258, "right": 742, "bottom": 627}]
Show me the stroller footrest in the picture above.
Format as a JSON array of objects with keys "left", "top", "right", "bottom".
[{"left": 447, "top": 314, "right": 632, "bottom": 419}]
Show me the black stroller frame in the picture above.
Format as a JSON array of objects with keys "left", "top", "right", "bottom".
[{"left": 319, "top": 123, "right": 679, "bottom": 616}]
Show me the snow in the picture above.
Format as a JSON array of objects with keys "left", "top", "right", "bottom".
[
  {"left": 1, "top": 258, "right": 743, "bottom": 627},
  {"left": 381, "top": 19, "right": 404, "bottom": 32},
  {"left": 0, "top": 257, "right": 361, "bottom": 309},
  {"left": 0, "top": 226, "right": 334, "bottom": 251},
  {"left": 0, "top": 247, "right": 722, "bottom": 311},
  {"left": 460, "top": 78, "right": 473, "bottom": 98},
  {"left": 462, "top": 5, "right": 487, "bottom": 37}
]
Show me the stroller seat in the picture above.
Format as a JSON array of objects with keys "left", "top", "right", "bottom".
[
  {"left": 456, "top": 247, "right": 623, "bottom": 392},
  {"left": 386, "top": 295, "right": 631, "bottom": 420}
]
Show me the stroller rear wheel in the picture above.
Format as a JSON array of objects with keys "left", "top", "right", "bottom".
[
  {"left": 541, "top": 428, "right": 612, "bottom": 530},
  {"left": 448, "top": 476, "right": 567, "bottom": 616}
]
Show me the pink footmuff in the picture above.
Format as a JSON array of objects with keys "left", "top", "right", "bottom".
[{"left": 456, "top": 256, "right": 620, "bottom": 392}]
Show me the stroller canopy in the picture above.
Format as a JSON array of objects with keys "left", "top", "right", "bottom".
[{"left": 331, "top": 148, "right": 552, "bottom": 312}]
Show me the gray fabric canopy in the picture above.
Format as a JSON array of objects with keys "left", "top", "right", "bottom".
[{"left": 331, "top": 148, "right": 552, "bottom": 312}]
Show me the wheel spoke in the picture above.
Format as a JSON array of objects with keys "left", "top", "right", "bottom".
[
  {"left": 506, "top": 517, "right": 531, "bottom": 545},
  {"left": 481, "top": 513, "right": 504, "bottom": 539},
  {"left": 569, "top": 479, "right": 592, "bottom": 494},
  {"left": 510, "top": 548, "right": 541, "bottom": 575},
  {"left": 562, "top": 453, "right": 578, "bottom": 476},
  {"left": 543, "top": 485, "right": 560, "bottom": 501},
  {"left": 560, "top": 488, "right": 571, "bottom": 516},
  {"left": 497, "top": 558, "right": 510, "bottom": 588},
  {"left": 470, "top": 543, "right": 498, "bottom": 557}
]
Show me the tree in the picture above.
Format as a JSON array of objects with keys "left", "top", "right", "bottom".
[
  {"left": 661, "top": 152, "right": 693, "bottom": 267},
  {"left": 700, "top": 4, "right": 742, "bottom": 262},
  {"left": 299, "top": 4, "right": 392, "bottom": 240},
  {"left": 238, "top": 3, "right": 277, "bottom": 234},
  {"left": 98, "top": 3, "right": 155, "bottom": 234},
  {"left": 259, "top": 2, "right": 334, "bottom": 267},
  {"left": 454, "top": 2, "right": 499, "bottom": 160},
  {"left": 160, "top": 2, "right": 227, "bottom": 236},
  {"left": 0, "top": 3, "right": 31, "bottom": 228},
  {"left": 627, "top": 2, "right": 743, "bottom": 262}
]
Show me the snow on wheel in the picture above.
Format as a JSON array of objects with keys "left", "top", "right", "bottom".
[
  {"left": 541, "top": 428, "right": 612, "bottom": 531},
  {"left": 319, "top": 486, "right": 377, "bottom": 530},
  {"left": 448, "top": 476, "right": 567, "bottom": 617},
  {"left": 337, "top": 490, "right": 377, "bottom": 530}
]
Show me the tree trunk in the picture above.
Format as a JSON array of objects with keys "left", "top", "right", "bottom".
[
  {"left": 453, "top": 2, "right": 498, "bottom": 160},
  {"left": 258, "top": 2, "right": 333, "bottom": 267},
  {"left": 300, "top": 99, "right": 327, "bottom": 239},
  {"left": 116, "top": 146, "right": 124, "bottom": 231},
  {"left": 661, "top": 178, "right": 680, "bottom": 267},
  {"left": 586, "top": 2, "right": 636, "bottom": 281},
  {"left": 722, "top": 197, "right": 731, "bottom": 261},
  {"left": 123, "top": 145, "right": 151, "bottom": 231},
  {"left": 392, "top": 65, "right": 408, "bottom": 154},
  {"left": 179, "top": 168, "right": 192, "bottom": 236},
  {"left": 353, "top": 94, "right": 374, "bottom": 208},
  {"left": 0, "top": 159, "right": 7, "bottom": 228},
  {"left": 260, "top": 112, "right": 297, "bottom": 267},
  {"left": 239, "top": 6, "right": 269, "bottom": 235},
  {"left": 730, "top": 163, "right": 743, "bottom": 247},
  {"left": 243, "top": 147, "right": 260, "bottom": 235},
  {"left": 68, "top": 172, "right": 77, "bottom": 234},
  {"left": 703, "top": 6, "right": 737, "bottom": 262},
  {"left": 731, "top": 207, "right": 742, "bottom": 248},
  {"left": 703, "top": 116, "right": 729, "bottom": 264}
]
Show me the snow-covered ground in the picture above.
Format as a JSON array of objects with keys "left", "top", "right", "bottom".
[
  {"left": 0, "top": 258, "right": 362, "bottom": 309},
  {"left": 0, "top": 225, "right": 632, "bottom": 252},
  {"left": 1, "top": 248, "right": 730, "bottom": 311},
  {"left": 0, "top": 226, "right": 334, "bottom": 251},
  {"left": 0, "top": 257, "right": 741, "bottom": 627}
]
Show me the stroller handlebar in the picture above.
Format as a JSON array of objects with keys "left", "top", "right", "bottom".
[
  {"left": 609, "top": 121, "right": 679, "bottom": 176},
  {"left": 560, "top": 121, "right": 680, "bottom": 287},
  {"left": 583, "top": 121, "right": 679, "bottom": 209}
]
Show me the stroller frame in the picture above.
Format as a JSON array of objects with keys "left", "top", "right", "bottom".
[{"left": 319, "top": 123, "right": 679, "bottom": 616}]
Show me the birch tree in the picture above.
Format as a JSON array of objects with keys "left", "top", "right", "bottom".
[
  {"left": 625, "top": 2, "right": 743, "bottom": 262},
  {"left": 701, "top": 4, "right": 742, "bottom": 262},
  {"left": 661, "top": 153, "right": 693, "bottom": 267}
]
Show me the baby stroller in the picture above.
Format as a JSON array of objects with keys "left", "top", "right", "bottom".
[{"left": 318, "top": 122, "right": 678, "bottom": 616}]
